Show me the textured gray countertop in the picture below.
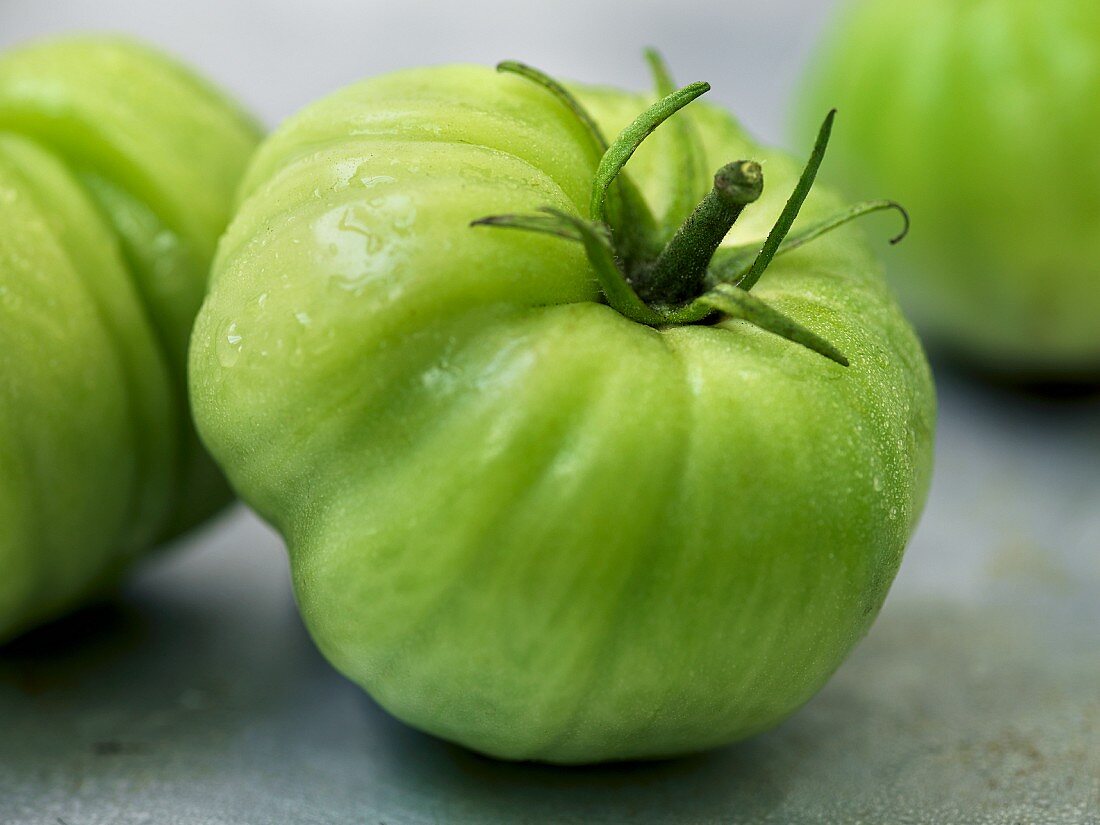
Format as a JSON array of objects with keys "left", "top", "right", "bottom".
[
  {"left": 1, "top": 1, "right": 1099, "bottom": 822},
  {"left": 2, "top": 368, "right": 1098, "bottom": 824}
]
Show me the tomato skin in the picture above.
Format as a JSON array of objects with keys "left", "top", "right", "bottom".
[
  {"left": 191, "top": 65, "right": 935, "bottom": 763},
  {"left": 799, "top": 0, "right": 1100, "bottom": 374},
  {"left": 0, "top": 37, "right": 260, "bottom": 640}
]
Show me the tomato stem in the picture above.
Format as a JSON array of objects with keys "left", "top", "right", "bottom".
[
  {"left": 497, "top": 61, "right": 609, "bottom": 153},
  {"left": 495, "top": 61, "right": 658, "bottom": 264},
  {"left": 706, "top": 199, "right": 910, "bottom": 288},
  {"left": 470, "top": 211, "right": 584, "bottom": 242},
  {"left": 642, "top": 49, "right": 710, "bottom": 239},
  {"left": 539, "top": 209, "right": 665, "bottom": 324},
  {"left": 474, "top": 57, "right": 909, "bottom": 366},
  {"left": 736, "top": 109, "right": 835, "bottom": 292},
  {"left": 636, "top": 160, "right": 763, "bottom": 306},
  {"left": 590, "top": 81, "right": 709, "bottom": 229},
  {"left": 697, "top": 284, "right": 850, "bottom": 366}
]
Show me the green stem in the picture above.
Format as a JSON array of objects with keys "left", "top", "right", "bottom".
[
  {"left": 697, "top": 284, "right": 849, "bottom": 366},
  {"left": 643, "top": 48, "right": 708, "bottom": 238},
  {"left": 540, "top": 208, "right": 664, "bottom": 325},
  {"left": 642, "top": 48, "right": 677, "bottom": 99},
  {"left": 736, "top": 109, "right": 836, "bottom": 292},
  {"left": 474, "top": 57, "right": 900, "bottom": 367},
  {"left": 497, "top": 61, "right": 608, "bottom": 153},
  {"left": 496, "top": 60, "right": 658, "bottom": 265},
  {"left": 777, "top": 198, "right": 910, "bottom": 251},
  {"left": 637, "top": 161, "right": 763, "bottom": 306},
  {"left": 590, "top": 81, "right": 710, "bottom": 226},
  {"left": 470, "top": 211, "right": 583, "bottom": 242},
  {"left": 707, "top": 199, "right": 910, "bottom": 288}
]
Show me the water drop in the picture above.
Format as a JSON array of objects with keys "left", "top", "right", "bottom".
[
  {"left": 361, "top": 174, "right": 396, "bottom": 188},
  {"left": 217, "top": 321, "right": 243, "bottom": 367}
]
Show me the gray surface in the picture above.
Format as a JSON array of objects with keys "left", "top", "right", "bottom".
[
  {"left": 1, "top": 0, "right": 1099, "bottom": 822},
  {"left": 1, "top": 370, "right": 1098, "bottom": 824}
]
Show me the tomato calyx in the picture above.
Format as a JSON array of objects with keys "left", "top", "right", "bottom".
[{"left": 471, "top": 52, "right": 909, "bottom": 367}]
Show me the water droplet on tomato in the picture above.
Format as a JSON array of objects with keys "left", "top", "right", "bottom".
[
  {"left": 361, "top": 174, "right": 396, "bottom": 188},
  {"left": 217, "top": 321, "right": 243, "bottom": 367}
]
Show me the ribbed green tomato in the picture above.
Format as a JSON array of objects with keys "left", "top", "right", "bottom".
[
  {"left": 0, "top": 37, "right": 260, "bottom": 641},
  {"left": 798, "top": 0, "right": 1100, "bottom": 374},
  {"left": 191, "top": 59, "right": 934, "bottom": 763}
]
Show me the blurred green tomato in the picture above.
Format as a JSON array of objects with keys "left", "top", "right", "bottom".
[
  {"left": 799, "top": 0, "right": 1100, "bottom": 375},
  {"left": 191, "top": 57, "right": 934, "bottom": 763},
  {"left": 0, "top": 37, "right": 260, "bottom": 641}
]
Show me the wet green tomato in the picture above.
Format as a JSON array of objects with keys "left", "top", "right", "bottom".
[
  {"left": 192, "top": 64, "right": 934, "bottom": 763},
  {"left": 0, "top": 37, "right": 260, "bottom": 640}
]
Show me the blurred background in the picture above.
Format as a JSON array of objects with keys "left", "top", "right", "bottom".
[
  {"left": 1, "top": 1, "right": 1098, "bottom": 823},
  {"left": 0, "top": 0, "right": 834, "bottom": 149}
]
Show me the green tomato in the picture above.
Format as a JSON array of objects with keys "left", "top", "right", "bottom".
[
  {"left": 0, "top": 37, "right": 260, "bottom": 641},
  {"left": 191, "top": 57, "right": 934, "bottom": 763},
  {"left": 798, "top": 0, "right": 1100, "bottom": 375}
]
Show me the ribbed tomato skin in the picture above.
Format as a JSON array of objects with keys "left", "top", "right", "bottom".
[
  {"left": 0, "top": 37, "right": 260, "bottom": 640},
  {"left": 192, "top": 65, "right": 934, "bottom": 763}
]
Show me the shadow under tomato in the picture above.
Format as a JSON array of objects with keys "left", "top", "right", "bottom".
[
  {"left": 347, "top": 595, "right": 1099, "bottom": 824},
  {"left": 352, "top": 690, "right": 789, "bottom": 823},
  {"left": 0, "top": 600, "right": 148, "bottom": 697}
]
